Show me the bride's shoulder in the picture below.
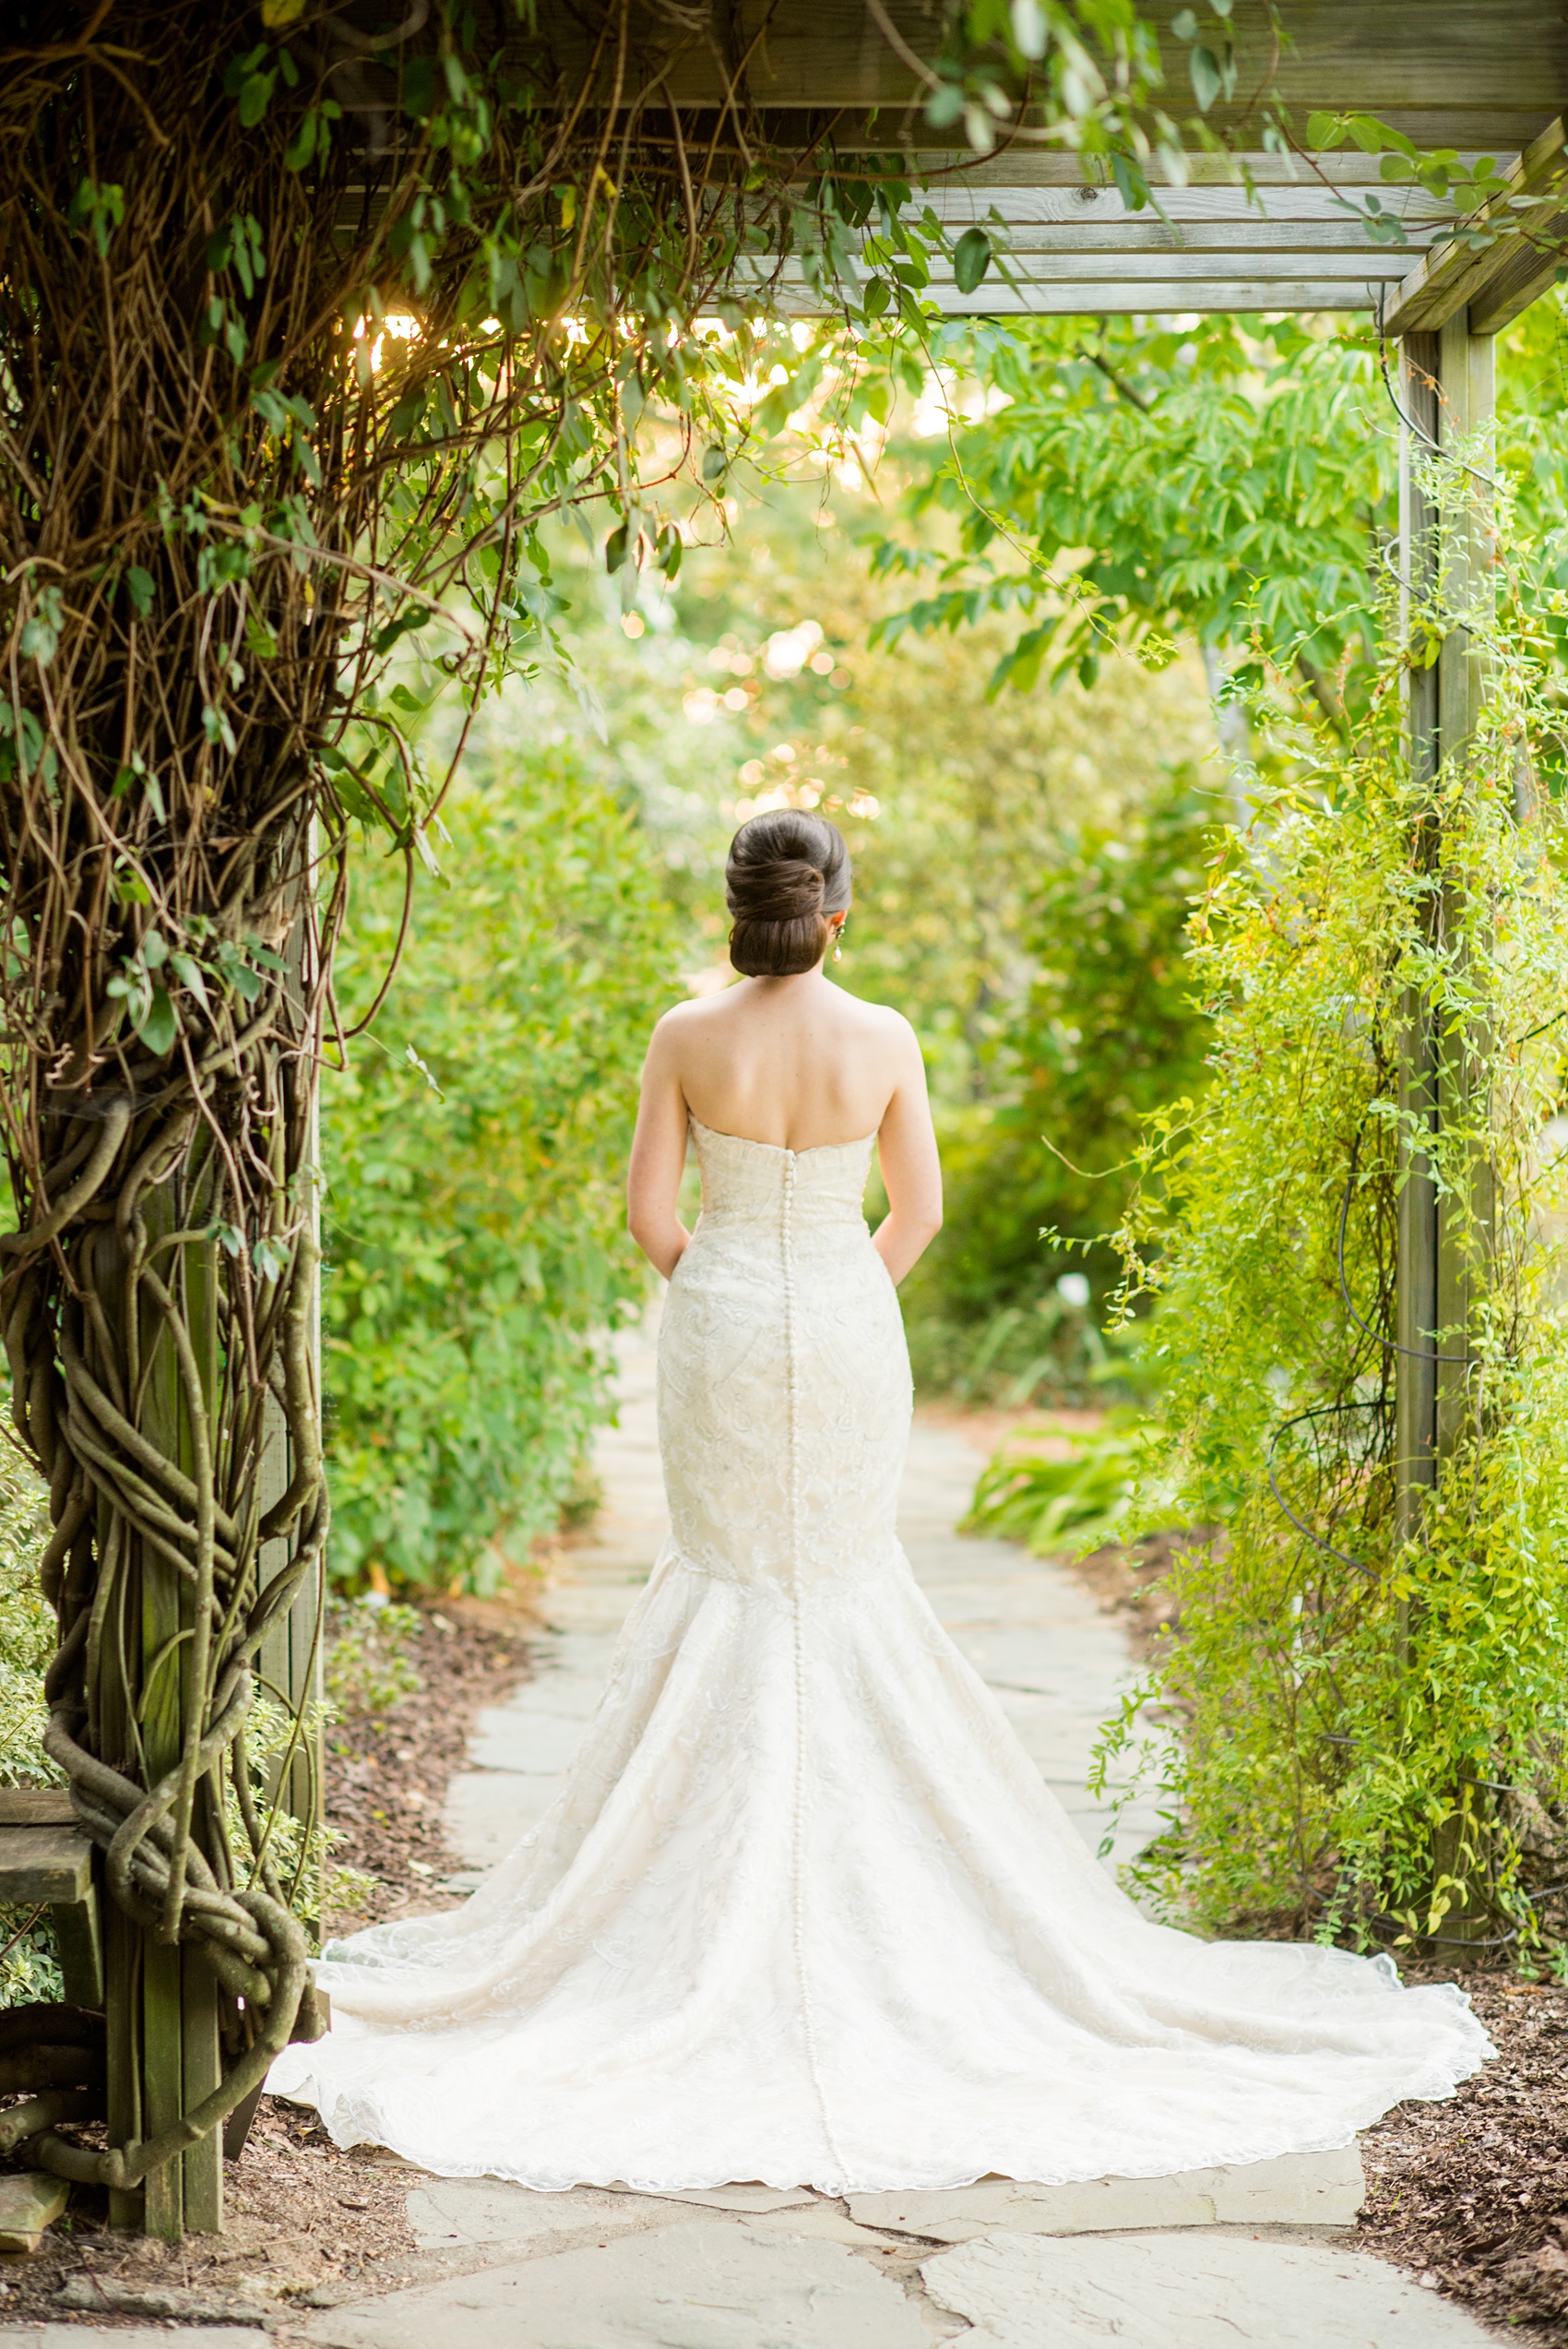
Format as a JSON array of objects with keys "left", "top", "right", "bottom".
[{"left": 833, "top": 992, "right": 916, "bottom": 1042}]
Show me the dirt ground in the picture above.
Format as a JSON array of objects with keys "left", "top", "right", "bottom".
[{"left": 321, "top": 1599, "right": 532, "bottom": 1936}]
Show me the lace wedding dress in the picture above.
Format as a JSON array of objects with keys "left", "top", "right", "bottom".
[{"left": 270, "top": 1116, "right": 1491, "bottom": 2190}]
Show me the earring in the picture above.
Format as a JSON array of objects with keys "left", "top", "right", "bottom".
[{"left": 833, "top": 920, "right": 846, "bottom": 962}]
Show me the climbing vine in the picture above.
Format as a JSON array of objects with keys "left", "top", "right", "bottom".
[{"left": 1099, "top": 447, "right": 1568, "bottom": 1959}]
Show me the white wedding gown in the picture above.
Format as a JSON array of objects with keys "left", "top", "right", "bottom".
[{"left": 271, "top": 1115, "right": 1491, "bottom": 2190}]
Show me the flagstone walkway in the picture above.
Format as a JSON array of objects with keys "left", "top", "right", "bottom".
[{"left": 36, "top": 1326, "right": 1497, "bottom": 2346}]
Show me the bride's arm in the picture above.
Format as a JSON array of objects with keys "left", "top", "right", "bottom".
[
  {"left": 873, "top": 1020, "right": 943, "bottom": 1285},
  {"left": 627, "top": 1016, "right": 693, "bottom": 1281}
]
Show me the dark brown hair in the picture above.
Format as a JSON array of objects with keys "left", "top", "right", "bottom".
[{"left": 725, "top": 808, "right": 852, "bottom": 978}]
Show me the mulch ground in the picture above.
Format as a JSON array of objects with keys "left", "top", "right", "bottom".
[
  {"left": 0, "top": 1596, "right": 533, "bottom": 2323},
  {"left": 322, "top": 1600, "right": 532, "bottom": 1935},
  {"left": 1359, "top": 1973, "right": 1568, "bottom": 2343}
]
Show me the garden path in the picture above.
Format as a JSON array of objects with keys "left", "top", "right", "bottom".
[{"left": 38, "top": 1330, "right": 1496, "bottom": 2349}]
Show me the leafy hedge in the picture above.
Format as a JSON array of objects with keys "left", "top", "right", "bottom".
[{"left": 323, "top": 748, "right": 677, "bottom": 1592}]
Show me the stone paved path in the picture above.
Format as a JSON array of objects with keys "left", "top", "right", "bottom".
[{"left": 29, "top": 1328, "right": 1499, "bottom": 2345}]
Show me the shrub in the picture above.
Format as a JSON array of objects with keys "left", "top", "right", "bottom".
[
  {"left": 0, "top": 1445, "right": 63, "bottom": 2004},
  {"left": 1099, "top": 517, "right": 1568, "bottom": 1954},
  {"left": 324, "top": 746, "right": 678, "bottom": 1592}
]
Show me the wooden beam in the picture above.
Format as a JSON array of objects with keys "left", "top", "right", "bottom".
[
  {"left": 757, "top": 271, "right": 1393, "bottom": 316},
  {"left": 1383, "top": 117, "right": 1568, "bottom": 335},
  {"left": 954, "top": 225, "right": 1429, "bottom": 261},
  {"left": 1468, "top": 202, "right": 1568, "bottom": 332},
  {"left": 540, "top": 0, "right": 1568, "bottom": 145},
  {"left": 917, "top": 178, "right": 1449, "bottom": 224},
  {"left": 0, "top": 1822, "right": 91, "bottom": 1906}
]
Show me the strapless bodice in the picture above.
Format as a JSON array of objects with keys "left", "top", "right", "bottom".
[{"left": 688, "top": 1115, "right": 876, "bottom": 1230}]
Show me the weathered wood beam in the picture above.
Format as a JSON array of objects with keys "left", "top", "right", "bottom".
[
  {"left": 537, "top": 0, "right": 1568, "bottom": 148},
  {"left": 945, "top": 225, "right": 1429, "bottom": 260},
  {"left": 917, "top": 177, "right": 1450, "bottom": 222},
  {"left": 1383, "top": 117, "right": 1568, "bottom": 335},
  {"left": 764, "top": 278, "right": 1389, "bottom": 316}
]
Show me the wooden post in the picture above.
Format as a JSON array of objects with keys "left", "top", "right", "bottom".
[
  {"left": 1396, "top": 311, "right": 1496, "bottom": 1950},
  {"left": 95, "top": 1175, "right": 225, "bottom": 2239},
  {"left": 1394, "top": 331, "right": 1441, "bottom": 1583},
  {"left": 1396, "top": 319, "right": 1495, "bottom": 1526}
]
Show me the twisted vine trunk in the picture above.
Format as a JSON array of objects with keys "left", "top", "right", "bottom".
[
  {"left": 1, "top": 836, "right": 335, "bottom": 2232},
  {"left": 0, "top": 12, "right": 351, "bottom": 2232}
]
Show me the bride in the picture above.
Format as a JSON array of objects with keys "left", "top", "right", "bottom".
[{"left": 271, "top": 807, "right": 1491, "bottom": 2192}]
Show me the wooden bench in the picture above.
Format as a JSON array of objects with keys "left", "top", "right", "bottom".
[{"left": 0, "top": 1789, "right": 102, "bottom": 2010}]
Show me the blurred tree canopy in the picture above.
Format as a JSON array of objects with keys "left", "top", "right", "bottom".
[{"left": 865, "top": 294, "right": 1568, "bottom": 734}]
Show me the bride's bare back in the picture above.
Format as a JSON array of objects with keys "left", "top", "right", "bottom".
[{"left": 629, "top": 969, "right": 942, "bottom": 1283}]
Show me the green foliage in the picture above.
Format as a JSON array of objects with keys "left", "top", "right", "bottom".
[
  {"left": 226, "top": 1693, "right": 374, "bottom": 1945},
  {"left": 871, "top": 292, "right": 1568, "bottom": 723},
  {"left": 965, "top": 1410, "right": 1151, "bottom": 1553},
  {"left": 0, "top": 1444, "right": 64, "bottom": 2007},
  {"left": 901, "top": 763, "right": 1217, "bottom": 1402},
  {"left": 871, "top": 315, "right": 1387, "bottom": 707},
  {"left": 1097, "top": 483, "right": 1568, "bottom": 1951},
  {"left": 324, "top": 1598, "right": 423, "bottom": 1720},
  {"left": 0, "top": 1446, "right": 57, "bottom": 1794},
  {"left": 323, "top": 748, "right": 677, "bottom": 1592}
]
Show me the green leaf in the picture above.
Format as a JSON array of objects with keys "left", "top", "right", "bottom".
[
  {"left": 124, "top": 566, "right": 155, "bottom": 618},
  {"left": 390, "top": 386, "right": 427, "bottom": 439},
  {"left": 170, "top": 951, "right": 211, "bottom": 1012},
  {"left": 237, "top": 70, "right": 277, "bottom": 127},
  {"left": 1188, "top": 43, "right": 1222, "bottom": 112},
  {"left": 604, "top": 523, "right": 629, "bottom": 575},
  {"left": 285, "top": 108, "right": 318, "bottom": 172},
  {"left": 701, "top": 445, "right": 728, "bottom": 483},
  {"left": 373, "top": 606, "right": 434, "bottom": 657},
  {"left": 136, "top": 985, "right": 178, "bottom": 1055},
  {"left": 954, "top": 228, "right": 992, "bottom": 296},
  {"left": 1171, "top": 6, "right": 1199, "bottom": 36}
]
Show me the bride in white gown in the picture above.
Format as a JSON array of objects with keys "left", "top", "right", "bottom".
[{"left": 271, "top": 807, "right": 1491, "bottom": 2191}]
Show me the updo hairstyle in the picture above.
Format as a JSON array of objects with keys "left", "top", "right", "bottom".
[{"left": 725, "top": 809, "right": 851, "bottom": 978}]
